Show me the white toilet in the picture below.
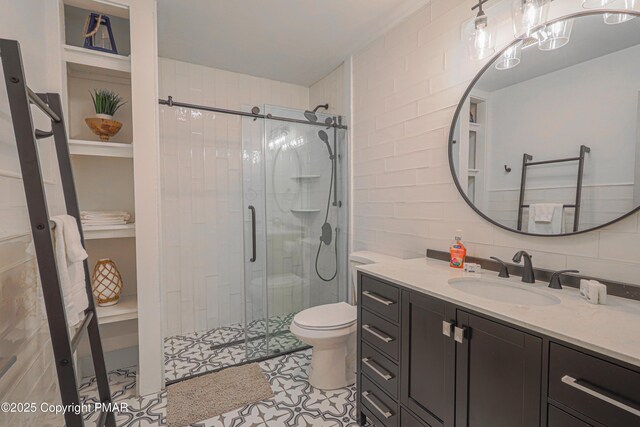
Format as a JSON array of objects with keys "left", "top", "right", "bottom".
[{"left": 290, "top": 251, "right": 401, "bottom": 390}]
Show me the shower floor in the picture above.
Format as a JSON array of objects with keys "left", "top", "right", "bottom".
[{"left": 164, "top": 313, "right": 306, "bottom": 382}]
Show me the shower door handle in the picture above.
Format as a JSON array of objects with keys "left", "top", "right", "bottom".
[{"left": 248, "top": 205, "right": 256, "bottom": 262}]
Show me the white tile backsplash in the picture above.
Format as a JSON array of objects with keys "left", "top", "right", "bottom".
[{"left": 351, "top": 0, "right": 640, "bottom": 285}]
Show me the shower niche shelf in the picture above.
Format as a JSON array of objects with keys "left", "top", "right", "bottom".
[
  {"left": 291, "top": 175, "right": 321, "bottom": 180},
  {"left": 290, "top": 209, "right": 321, "bottom": 214}
]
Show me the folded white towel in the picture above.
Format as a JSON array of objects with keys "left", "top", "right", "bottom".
[
  {"left": 82, "top": 219, "right": 129, "bottom": 226},
  {"left": 528, "top": 204, "right": 564, "bottom": 234},
  {"left": 51, "top": 215, "right": 90, "bottom": 326},
  {"left": 81, "top": 210, "right": 131, "bottom": 221},
  {"left": 80, "top": 210, "right": 132, "bottom": 227}
]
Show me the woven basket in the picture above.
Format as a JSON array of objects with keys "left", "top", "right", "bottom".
[{"left": 92, "top": 258, "right": 123, "bottom": 306}]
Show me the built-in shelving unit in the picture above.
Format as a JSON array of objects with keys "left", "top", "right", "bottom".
[
  {"left": 466, "top": 98, "right": 486, "bottom": 208},
  {"left": 55, "top": 0, "right": 162, "bottom": 395},
  {"left": 59, "top": 0, "right": 143, "bottom": 382}
]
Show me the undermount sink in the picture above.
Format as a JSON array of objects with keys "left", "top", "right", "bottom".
[{"left": 448, "top": 277, "right": 561, "bottom": 307}]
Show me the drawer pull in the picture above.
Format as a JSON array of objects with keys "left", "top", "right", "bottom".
[
  {"left": 362, "top": 391, "right": 393, "bottom": 419},
  {"left": 362, "top": 357, "right": 393, "bottom": 381},
  {"left": 363, "top": 324, "right": 394, "bottom": 343},
  {"left": 362, "top": 290, "right": 395, "bottom": 306},
  {"left": 561, "top": 375, "right": 640, "bottom": 417}
]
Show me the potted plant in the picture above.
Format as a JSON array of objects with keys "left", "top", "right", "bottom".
[{"left": 85, "top": 89, "right": 126, "bottom": 142}]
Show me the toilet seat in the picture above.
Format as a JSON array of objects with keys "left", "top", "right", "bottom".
[{"left": 293, "top": 302, "right": 356, "bottom": 331}]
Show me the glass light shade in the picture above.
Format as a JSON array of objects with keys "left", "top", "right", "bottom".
[
  {"left": 467, "top": 14, "right": 496, "bottom": 60},
  {"left": 582, "top": 0, "right": 616, "bottom": 8},
  {"left": 511, "top": 0, "right": 550, "bottom": 39},
  {"left": 496, "top": 43, "right": 522, "bottom": 70},
  {"left": 603, "top": 0, "right": 637, "bottom": 24},
  {"left": 538, "top": 19, "right": 574, "bottom": 51}
]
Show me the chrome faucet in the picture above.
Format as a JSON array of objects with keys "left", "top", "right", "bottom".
[{"left": 512, "top": 250, "right": 535, "bottom": 283}]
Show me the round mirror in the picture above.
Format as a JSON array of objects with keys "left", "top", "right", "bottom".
[{"left": 449, "top": 10, "right": 640, "bottom": 236}]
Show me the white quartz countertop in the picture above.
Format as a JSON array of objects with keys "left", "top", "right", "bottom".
[{"left": 357, "top": 258, "right": 640, "bottom": 368}]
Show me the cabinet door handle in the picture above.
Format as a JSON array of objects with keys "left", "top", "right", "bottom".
[
  {"left": 454, "top": 326, "right": 467, "bottom": 344},
  {"left": 362, "top": 290, "right": 395, "bottom": 306},
  {"left": 561, "top": 375, "right": 640, "bottom": 417},
  {"left": 362, "top": 357, "right": 393, "bottom": 381},
  {"left": 442, "top": 320, "right": 453, "bottom": 338},
  {"left": 362, "top": 391, "right": 393, "bottom": 419},
  {"left": 362, "top": 324, "right": 394, "bottom": 343}
]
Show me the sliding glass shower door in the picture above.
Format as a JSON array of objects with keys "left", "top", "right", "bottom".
[{"left": 242, "top": 105, "right": 346, "bottom": 359}]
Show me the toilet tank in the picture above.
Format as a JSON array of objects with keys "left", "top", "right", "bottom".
[{"left": 349, "top": 251, "right": 401, "bottom": 303}]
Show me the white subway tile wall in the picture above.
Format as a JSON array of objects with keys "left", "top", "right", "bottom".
[
  {"left": 158, "top": 58, "right": 312, "bottom": 337},
  {"left": 309, "top": 64, "right": 345, "bottom": 116},
  {"left": 0, "top": 3, "right": 65, "bottom": 425},
  {"left": 351, "top": 0, "right": 640, "bottom": 284}
]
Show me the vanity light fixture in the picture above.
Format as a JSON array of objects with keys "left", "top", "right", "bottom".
[
  {"left": 495, "top": 42, "right": 522, "bottom": 70},
  {"left": 603, "top": 0, "right": 637, "bottom": 24},
  {"left": 582, "top": 0, "right": 616, "bottom": 8},
  {"left": 467, "top": 0, "right": 496, "bottom": 60},
  {"left": 537, "top": 19, "right": 574, "bottom": 51},
  {"left": 511, "top": 0, "right": 550, "bottom": 39}
]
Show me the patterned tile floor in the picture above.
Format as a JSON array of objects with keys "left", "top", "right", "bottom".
[
  {"left": 79, "top": 349, "right": 369, "bottom": 427},
  {"left": 164, "top": 313, "right": 306, "bottom": 382}
]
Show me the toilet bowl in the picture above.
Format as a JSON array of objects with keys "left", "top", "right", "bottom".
[{"left": 290, "top": 251, "right": 401, "bottom": 390}]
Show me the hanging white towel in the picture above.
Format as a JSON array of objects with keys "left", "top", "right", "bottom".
[
  {"left": 51, "top": 215, "right": 90, "bottom": 326},
  {"left": 528, "top": 204, "right": 563, "bottom": 234},
  {"left": 531, "top": 203, "right": 562, "bottom": 222}
]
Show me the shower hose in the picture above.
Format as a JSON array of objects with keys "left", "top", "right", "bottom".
[{"left": 315, "top": 154, "right": 338, "bottom": 282}]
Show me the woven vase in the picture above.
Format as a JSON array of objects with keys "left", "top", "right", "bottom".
[{"left": 92, "top": 258, "right": 123, "bottom": 307}]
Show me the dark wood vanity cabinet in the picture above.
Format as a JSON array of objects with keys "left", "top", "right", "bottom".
[
  {"left": 356, "top": 272, "right": 640, "bottom": 427},
  {"left": 454, "top": 311, "right": 542, "bottom": 427},
  {"left": 401, "top": 291, "right": 455, "bottom": 427}
]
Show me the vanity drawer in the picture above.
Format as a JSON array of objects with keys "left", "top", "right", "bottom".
[
  {"left": 361, "top": 342, "right": 398, "bottom": 398},
  {"left": 401, "top": 408, "right": 432, "bottom": 427},
  {"left": 361, "top": 309, "right": 399, "bottom": 361},
  {"left": 361, "top": 274, "right": 399, "bottom": 322},
  {"left": 547, "top": 405, "right": 596, "bottom": 427},
  {"left": 361, "top": 375, "right": 398, "bottom": 427},
  {"left": 548, "top": 343, "right": 640, "bottom": 427}
]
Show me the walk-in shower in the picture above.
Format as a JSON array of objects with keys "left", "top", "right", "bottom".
[{"left": 159, "top": 97, "right": 348, "bottom": 383}]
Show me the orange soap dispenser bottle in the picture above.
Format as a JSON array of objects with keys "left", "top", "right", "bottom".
[{"left": 449, "top": 230, "right": 466, "bottom": 269}]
